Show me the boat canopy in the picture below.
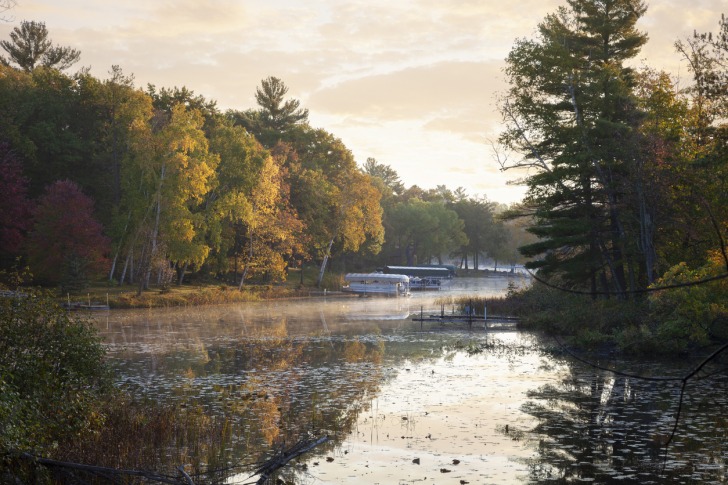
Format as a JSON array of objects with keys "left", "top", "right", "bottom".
[
  {"left": 382, "top": 266, "right": 451, "bottom": 278},
  {"left": 345, "top": 273, "right": 410, "bottom": 283}
]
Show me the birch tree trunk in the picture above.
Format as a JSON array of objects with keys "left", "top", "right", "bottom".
[{"left": 317, "top": 238, "right": 335, "bottom": 287}]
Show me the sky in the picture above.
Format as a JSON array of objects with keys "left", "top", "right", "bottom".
[{"left": 0, "top": 0, "right": 725, "bottom": 204}]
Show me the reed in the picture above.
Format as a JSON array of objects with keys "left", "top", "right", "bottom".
[{"left": 58, "top": 391, "right": 235, "bottom": 482}]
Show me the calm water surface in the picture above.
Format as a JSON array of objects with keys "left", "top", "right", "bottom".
[{"left": 92, "top": 277, "right": 728, "bottom": 484}]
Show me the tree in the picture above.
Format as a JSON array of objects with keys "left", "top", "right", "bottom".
[
  {"left": 362, "top": 157, "right": 405, "bottom": 197},
  {"left": 123, "top": 104, "right": 218, "bottom": 289},
  {"left": 498, "top": 0, "right": 649, "bottom": 297},
  {"left": 283, "top": 127, "right": 384, "bottom": 286},
  {"left": 26, "top": 180, "right": 110, "bottom": 289},
  {"left": 671, "top": 15, "right": 728, "bottom": 269},
  {"left": 387, "top": 199, "right": 466, "bottom": 266},
  {"left": 237, "top": 154, "right": 306, "bottom": 287},
  {"left": 254, "top": 76, "right": 308, "bottom": 134},
  {"left": 0, "top": 66, "right": 87, "bottom": 199},
  {"left": 452, "top": 196, "right": 507, "bottom": 270},
  {"left": 147, "top": 84, "right": 219, "bottom": 123},
  {"left": 0, "top": 142, "right": 32, "bottom": 267},
  {"left": 230, "top": 77, "right": 309, "bottom": 148},
  {"left": 0, "top": 20, "right": 80, "bottom": 72}
]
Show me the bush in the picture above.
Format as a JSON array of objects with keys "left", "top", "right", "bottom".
[
  {"left": 505, "top": 280, "right": 645, "bottom": 351},
  {"left": 645, "top": 252, "right": 728, "bottom": 352},
  {"left": 0, "top": 272, "right": 114, "bottom": 482}
]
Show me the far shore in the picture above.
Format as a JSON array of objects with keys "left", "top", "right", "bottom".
[{"left": 57, "top": 267, "right": 526, "bottom": 310}]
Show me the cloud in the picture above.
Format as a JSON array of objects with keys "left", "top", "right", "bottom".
[
  {"left": 1, "top": 0, "right": 726, "bottom": 204},
  {"left": 307, "top": 61, "right": 504, "bottom": 117}
]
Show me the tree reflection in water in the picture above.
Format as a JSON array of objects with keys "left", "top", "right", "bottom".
[
  {"left": 107, "top": 310, "right": 424, "bottom": 482},
  {"left": 520, "top": 357, "right": 728, "bottom": 483}
]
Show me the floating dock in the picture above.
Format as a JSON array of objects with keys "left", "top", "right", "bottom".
[{"left": 412, "top": 308, "right": 519, "bottom": 329}]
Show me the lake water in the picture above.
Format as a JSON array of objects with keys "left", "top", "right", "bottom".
[{"left": 92, "top": 277, "right": 728, "bottom": 484}]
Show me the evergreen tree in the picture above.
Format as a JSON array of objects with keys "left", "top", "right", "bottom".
[
  {"left": 230, "top": 77, "right": 309, "bottom": 148},
  {"left": 499, "top": 0, "right": 648, "bottom": 296},
  {"left": 0, "top": 20, "right": 80, "bottom": 72}
]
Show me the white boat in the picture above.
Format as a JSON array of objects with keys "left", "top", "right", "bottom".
[
  {"left": 409, "top": 276, "right": 445, "bottom": 291},
  {"left": 343, "top": 273, "right": 411, "bottom": 296}
]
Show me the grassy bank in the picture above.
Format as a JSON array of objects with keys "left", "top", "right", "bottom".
[{"left": 61, "top": 267, "right": 347, "bottom": 309}]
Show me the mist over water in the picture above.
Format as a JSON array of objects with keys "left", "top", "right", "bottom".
[{"left": 92, "top": 276, "right": 728, "bottom": 484}]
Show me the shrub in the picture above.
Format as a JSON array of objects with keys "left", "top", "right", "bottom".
[
  {"left": 0, "top": 275, "right": 113, "bottom": 482},
  {"left": 645, "top": 252, "right": 728, "bottom": 352}
]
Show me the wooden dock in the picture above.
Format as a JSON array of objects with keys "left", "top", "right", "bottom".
[{"left": 412, "top": 310, "right": 519, "bottom": 329}]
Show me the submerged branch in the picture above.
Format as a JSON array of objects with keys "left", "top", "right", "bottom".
[
  {"left": 12, "top": 452, "right": 184, "bottom": 484},
  {"left": 253, "top": 435, "right": 330, "bottom": 485}
]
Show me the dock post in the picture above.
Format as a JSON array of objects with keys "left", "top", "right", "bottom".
[{"left": 484, "top": 302, "right": 487, "bottom": 330}]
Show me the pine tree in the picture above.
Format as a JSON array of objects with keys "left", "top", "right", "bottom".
[
  {"left": 0, "top": 20, "right": 80, "bottom": 72},
  {"left": 499, "top": 0, "right": 648, "bottom": 296}
]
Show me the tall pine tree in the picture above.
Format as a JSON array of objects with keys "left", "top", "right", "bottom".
[{"left": 499, "top": 0, "right": 648, "bottom": 297}]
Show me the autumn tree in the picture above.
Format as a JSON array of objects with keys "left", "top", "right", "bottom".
[
  {"left": 206, "top": 119, "right": 262, "bottom": 280},
  {"left": 283, "top": 127, "right": 384, "bottom": 286},
  {"left": 205, "top": 117, "right": 306, "bottom": 286},
  {"left": 26, "top": 180, "right": 110, "bottom": 290},
  {"left": 237, "top": 154, "right": 306, "bottom": 287},
  {"left": 121, "top": 104, "right": 218, "bottom": 290},
  {"left": 0, "top": 20, "right": 80, "bottom": 72}
]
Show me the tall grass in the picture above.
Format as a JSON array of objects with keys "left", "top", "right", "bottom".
[{"left": 58, "top": 391, "right": 236, "bottom": 483}]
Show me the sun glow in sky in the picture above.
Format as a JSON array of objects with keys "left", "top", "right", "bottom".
[{"left": 1, "top": 0, "right": 724, "bottom": 204}]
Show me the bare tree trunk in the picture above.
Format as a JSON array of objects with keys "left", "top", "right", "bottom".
[
  {"left": 317, "top": 238, "right": 335, "bottom": 287},
  {"left": 638, "top": 184, "right": 656, "bottom": 284},
  {"left": 238, "top": 264, "right": 249, "bottom": 290},
  {"left": 120, "top": 250, "right": 131, "bottom": 285},
  {"left": 108, "top": 252, "right": 119, "bottom": 283},
  {"left": 145, "top": 164, "right": 165, "bottom": 291},
  {"left": 108, "top": 213, "right": 131, "bottom": 282},
  {"left": 239, "top": 230, "right": 254, "bottom": 290},
  {"left": 177, "top": 262, "right": 188, "bottom": 285}
]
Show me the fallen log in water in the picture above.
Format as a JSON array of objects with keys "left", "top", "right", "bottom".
[
  {"left": 254, "top": 435, "right": 329, "bottom": 484},
  {"left": 13, "top": 452, "right": 185, "bottom": 484}
]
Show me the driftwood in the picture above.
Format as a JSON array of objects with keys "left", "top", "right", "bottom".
[
  {"left": 253, "top": 435, "right": 329, "bottom": 485},
  {"left": 13, "top": 452, "right": 190, "bottom": 484}
]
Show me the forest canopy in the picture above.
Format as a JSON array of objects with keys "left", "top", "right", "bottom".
[{"left": 0, "top": 60, "right": 519, "bottom": 291}]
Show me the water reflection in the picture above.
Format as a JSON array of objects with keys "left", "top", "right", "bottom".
[
  {"left": 521, "top": 357, "right": 728, "bottom": 483},
  {"left": 91, "top": 276, "right": 727, "bottom": 483}
]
